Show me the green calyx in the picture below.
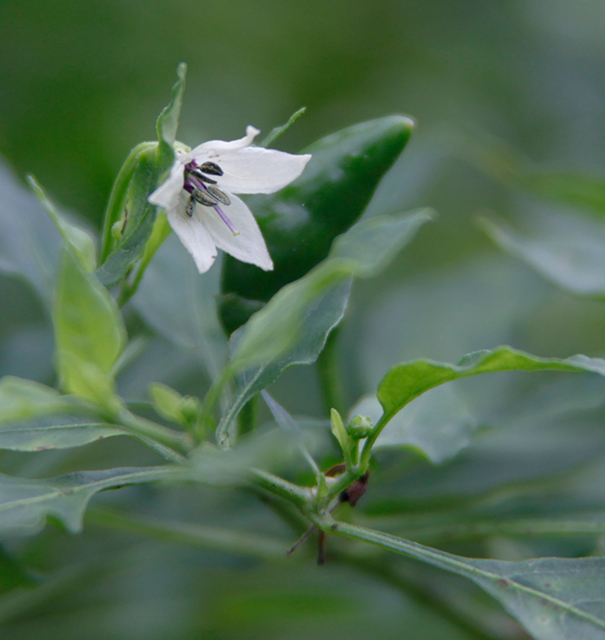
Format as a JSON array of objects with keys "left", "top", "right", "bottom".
[{"left": 219, "top": 115, "right": 414, "bottom": 334}]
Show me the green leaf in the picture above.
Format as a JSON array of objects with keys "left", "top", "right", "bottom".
[
  {"left": 367, "top": 377, "right": 605, "bottom": 505},
  {"left": 231, "top": 210, "right": 432, "bottom": 369},
  {"left": 377, "top": 346, "right": 605, "bottom": 426},
  {"left": 330, "top": 407, "right": 356, "bottom": 468},
  {"left": 353, "top": 385, "right": 476, "bottom": 464},
  {"left": 231, "top": 261, "right": 353, "bottom": 369},
  {"left": 522, "top": 172, "right": 605, "bottom": 216},
  {"left": 328, "top": 208, "right": 434, "bottom": 278},
  {"left": 0, "top": 415, "right": 124, "bottom": 451},
  {"left": 330, "top": 520, "right": 605, "bottom": 640},
  {"left": 27, "top": 176, "right": 96, "bottom": 272},
  {"left": 0, "top": 466, "right": 181, "bottom": 537},
  {"left": 0, "top": 160, "right": 61, "bottom": 307},
  {"left": 466, "top": 137, "right": 605, "bottom": 216},
  {"left": 0, "top": 376, "right": 70, "bottom": 424},
  {"left": 330, "top": 408, "right": 349, "bottom": 453},
  {"left": 217, "top": 278, "right": 352, "bottom": 448},
  {"left": 481, "top": 213, "right": 605, "bottom": 297},
  {"left": 54, "top": 248, "right": 126, "bottom": 407}
]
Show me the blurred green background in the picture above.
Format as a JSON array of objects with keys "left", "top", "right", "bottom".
[{"left": 1, "top": 1, "right": 605, "bottom": 638}]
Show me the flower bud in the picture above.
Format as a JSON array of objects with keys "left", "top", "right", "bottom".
[{"left": 346, "top": 415, "right": 373, "bottom": 439}]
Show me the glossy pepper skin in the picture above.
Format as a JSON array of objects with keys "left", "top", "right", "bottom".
[{"left": 219, "top": 115, "right": 414, "bottom": 334}]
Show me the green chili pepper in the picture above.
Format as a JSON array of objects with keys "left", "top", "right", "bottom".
[{"left": 219, "top": 115, "right": 414, "bottom": 334}]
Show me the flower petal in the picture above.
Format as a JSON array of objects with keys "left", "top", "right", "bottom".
[
  {"left": 188, "top": 126, "right": 260, "bottom": 159},
  {"left": 148, "top": 159, "right": 186, "bottom": 211},
  {"left": 208, "top": 147, "right": 312, "bottom": 195},
  {"left": 196, "top": 195, "right": 273, "bottom": 271},
  {"left": 167, "top": 193, "right": 218, "bottom": 273}
]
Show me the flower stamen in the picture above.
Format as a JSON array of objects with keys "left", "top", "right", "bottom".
[
  {"left": 187, "top": 166, "right": 217, "bottom": 184},
  {"left": 205, "top": 184, "right": 231, "bottom": 206},
  {"left": 182, "top": 162, "right": 238, "bottom": 235},
  {"left": 197, "top": 161, "right": 223, "bottom": 176}
]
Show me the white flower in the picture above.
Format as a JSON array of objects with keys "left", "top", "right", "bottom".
[{"left": 148, "top": 126, "right": 311, "bottom": 273}]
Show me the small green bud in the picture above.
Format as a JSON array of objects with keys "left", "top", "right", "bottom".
[
  {"left": 180, "top": 397, "right": 201, "bottom": 425},
  {"left": 346, "top": 415, "right": 373, "bottom": 439},
  {"left": 149, "top": 382, "right": 201, "bottom": 432}
]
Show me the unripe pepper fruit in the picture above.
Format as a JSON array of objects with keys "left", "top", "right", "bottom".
[{"left": 219, "top": 115, "right": 414, "bottom": 334}]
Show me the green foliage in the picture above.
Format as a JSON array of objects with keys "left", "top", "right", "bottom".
[
  {"left": 230, "top": 210, "right": 431, "bottom": 370},
  {"left": 28, "top": 176, "right": 97, "bottom": 273},
  {"left": 133, "top": 234, "right": 227, "bottom": 380},
  {"left": 0, "top": 162, "right": 61, "bottom": 307},
  {"left": 377, "top": 346, "right": 605, "bottom": 425},
  {"left": 329, "top": 520, "right": 605, "bottom": 640},
  {"left": 219, "top": 116, "right": 415, "bottom": 332},
  {"left": 482, "top": 213, "right": 605, "bottom": 298},
  {"left": 217, "top": 210, "right": 431, "bottom": 447},
  {"left": 467, "top": 138, "right": 605, "bottom": 217},
  {"left": 53, "top": 248, "right": 126, "bottom": 408},
  {"left": 357, "top": 386, "right": 477, "bottom": 464},
  {"left": 0, "top": 466, "right": 180, "bottom": 537},
  {"left": 3, "top": 61, "right": 605, "bottom": 640},
  {"left": 0, "top": 415, "right": 123, "bottom": 452},
  {"left": 0, "top": 377, "right": 70, "bottom": 424},
  {"left": 217, "top": 279, "right": 352, "bottom": 448}
]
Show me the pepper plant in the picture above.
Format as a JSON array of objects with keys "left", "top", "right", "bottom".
[{"left": 1, "top": 64, "right": 605, "bottom": 640}]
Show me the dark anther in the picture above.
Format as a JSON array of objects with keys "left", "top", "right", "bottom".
[
  {"left": 192, "top": 187, "right": 219, "bottom": 207},
  {"left": 186, "top": 196, "right": 195, "bottom": 217},
  {"left": 206, "top": 184, "right": 231, "bottom": 206},
  {"left": 198, "top": 161, "right": 224, "bottom": 176},
  {"left": 187, "top": 167, "right": 217, "bottom": 184}
]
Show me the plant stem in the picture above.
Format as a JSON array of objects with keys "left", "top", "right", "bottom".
[
  {"left": 116, "top": 408, "right": 191, "bottom": 458},
  {"left": 237, "top": 394, "right": 258, "bottom": 436},
  {"left": 316, "top": 327, "right": 345, "bottom": 415},
  {"left": 249, "top": 468, "right": 312, "bottom": 511}
]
